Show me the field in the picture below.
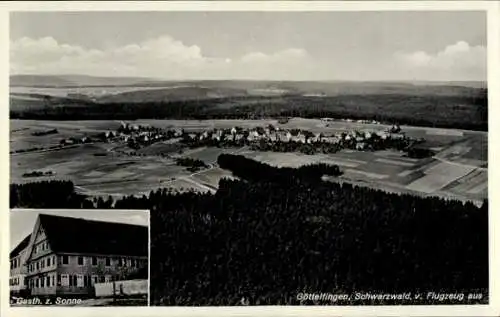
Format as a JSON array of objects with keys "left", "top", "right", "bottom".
[{"left": 10, "top": 118, "right": 488, "bottom": 203}]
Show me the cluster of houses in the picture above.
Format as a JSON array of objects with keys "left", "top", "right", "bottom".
[
  {"left": 56, "top": 121, "right": 411, "bottom": 154},
  {"left": 58, "top": 122, "right": 184, "bottom": 148},
  {"left": 115, "top": 122, "right": 184, "bottom": 148},
  {"left": 181, "top": 124, "right": 409, "bottom": 151}
]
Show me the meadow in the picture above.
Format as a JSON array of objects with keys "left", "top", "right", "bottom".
[{"left": 10, "top": 118, "right": 488, "bottom": 204}]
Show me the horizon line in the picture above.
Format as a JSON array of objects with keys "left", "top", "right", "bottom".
[{"left": 9, "top": 74, "right": 487, "bottom": 84}]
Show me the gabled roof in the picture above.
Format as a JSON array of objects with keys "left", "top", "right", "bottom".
[
  {"left": 38, "top": 214, "right": 148, "bottom": 257},
  {"left": 10, "top": 234, "right": 32, "bottom": 258}
]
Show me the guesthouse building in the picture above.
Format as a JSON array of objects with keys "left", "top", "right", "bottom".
[{"left": 11, "top": 214, "right": 148, "bottom": 297}]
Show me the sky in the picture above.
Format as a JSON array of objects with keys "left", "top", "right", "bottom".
[
  {"left": 10, "top": 11, "right": 487, "bottom": 81},
  {"left": 10, "top": 209, "right": 149, "bottom": 250}
]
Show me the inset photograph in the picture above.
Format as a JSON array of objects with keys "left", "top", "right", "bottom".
[{"left": 9, "top": 209, "right": 149, "bottom": 307}]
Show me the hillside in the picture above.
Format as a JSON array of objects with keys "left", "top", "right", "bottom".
[
  {"left": 10, "top": 75, "right": 486, "bottom": 96},
  {"left": 97, "top": 86, "right": 249, "bottom": 103},
  {"left": 10, "top": 74, "right": 156, "bottom": 87}
]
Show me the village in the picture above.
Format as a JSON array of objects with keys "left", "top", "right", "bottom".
[{"left": 60, "top": 120, "right": 425, "bottom": 157}]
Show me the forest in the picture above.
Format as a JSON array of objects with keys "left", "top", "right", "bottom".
[
  {"left": 10, "top": 155, "right": 489, "bottom": 305},
  {"left": 10, "top": 93, "right": 488, "bottom": 131}
]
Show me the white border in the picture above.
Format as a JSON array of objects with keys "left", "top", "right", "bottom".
[{"left": 1, "top": 1, "right": 499, "bottom": 317}]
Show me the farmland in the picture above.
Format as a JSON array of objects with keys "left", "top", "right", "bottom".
[{"left": 10, "top": 118, "right": 487, "bottom": 204}]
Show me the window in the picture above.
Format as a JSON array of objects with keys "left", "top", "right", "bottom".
[
  {"left": 118, "top": 258, "right": 123, "bottom": 266},
  {"left": 83, "top": 276, "right": 88, "bottom": 287},
  {"left": 46, "top": 276, "right": 50, "bottom": 287},
  {"left": 35, "top": 278, "right": 39, "bottom": 288},
  {"left": 36, "top": 262, "right": 40, "bottom": 270},
  {"left": 52, "top": 275, "right": 55, "bottom": 287},
  {"left": 77, "top": 256, "right": 83, "bottom": 265},
  {"left": 40, "top": 277, "right": 45, "bottom": 288},
  {"left": 62, "top": 255, "right": 69, "bottom": 264},
  {"left": 92, "top": 275, "right": 98, "bottom": 285},
  {"left": 99, "top": 276, "right": 105, "bottom": 283},
  {"left": 61, "top": 274, "right": 69, "bottom": 287},
  {"left": 57, "top": 274, "right": 61, "bottom": 286},
  {"left": 105, "top": 258, "right": 111, "bottom": 266},
  {"left": 73, "top": 275, "right": 77, "bottom": 286},
  {"left": 41, "top": 260, "right": 45, "bottom": 269},
  {"left": 91, "top": 256, "right": 97, "bottom": 265},
  {"left": 105, "top": 275, "right": 111, "bottom": 283},
  {"left": 47, "top": 257, "right": 51, "bottom": 267},
  {"left": 77, "top": 275, "right": 84, "bottom": 287}
]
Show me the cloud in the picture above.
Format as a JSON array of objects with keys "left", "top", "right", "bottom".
[
  {"left": 394, "top": 41, "right": 486, "bottom": 81},
  {"left": 10, "top": 36, "right": 312, "bottom": 80},
  {"left": 10, "top": 36, "right": 486, "bottom": 81}
]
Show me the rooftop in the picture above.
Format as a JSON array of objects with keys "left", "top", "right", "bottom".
[{"left": 38, "top": 214, "right": 148, "bottom": 257}]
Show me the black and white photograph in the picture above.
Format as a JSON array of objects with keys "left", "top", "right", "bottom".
[
  {"left": 7, "top": 6, "right": 492, "bottom": 311},
  {"left": 9, "top": 209, "right": 149, "bottom": 306}
]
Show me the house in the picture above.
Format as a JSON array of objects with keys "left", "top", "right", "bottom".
[
  {"left": 390, "top": 133, "right": 405, "bottom": 140},
  {"left": 235, "top": 134, "right": 244, "bottom": 141},
  {"left": 81, "top": 137, "right": 91, "bottom": 143},
  {"left": 295, "top": 133, "right": 306, "bottom": 144},
  {"left": 10, "top": 234, "right": 32, "bottom": 296},
  {"left": 376, "top": 131, "right": 388, "bottom": 139},
  {"left": 16, "top": 214, "right": 148, "bottom": 297},
  {"left": 276, "top": 131, "right": 289, "bottom": 142},
  {"left": 356, "top": 143, "right": 366, "bottom": 150},
  {"left": 174, "top": 129, "right": 183, "bottom": 137}
]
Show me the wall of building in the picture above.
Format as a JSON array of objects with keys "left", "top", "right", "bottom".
[
  {"left": 25, "top": 223, "right": 59, "bottom": 296},
  {"left": 57, "top": 254, "right": 147, "bottom": 278},
  {"left": 56, "top": 286, "right": 94, "bottom": 296},
  {"left": 29, "top": 272, "right": 58, "bottom": 296},
  {"left": 10, "top": 247, "right": 30, "bottom": 293},
  {"left": 54, "top": 254, "right": 147, "bottom": 296}
]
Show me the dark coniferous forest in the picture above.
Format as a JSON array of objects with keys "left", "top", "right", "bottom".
[
  {"left": 10, "top": 93, "right": 488, "bottom": 131},
  {"left": 10, "top": 155, "right": 488, "bottom": 305}
]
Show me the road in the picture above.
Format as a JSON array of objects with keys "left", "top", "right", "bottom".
[{"left": 73, "top": 146, "right": 247, "bottom": 198}]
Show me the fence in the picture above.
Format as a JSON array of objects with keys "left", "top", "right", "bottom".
[{"left": 94, "top": 279, "right": 147, "bottom": 298}]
